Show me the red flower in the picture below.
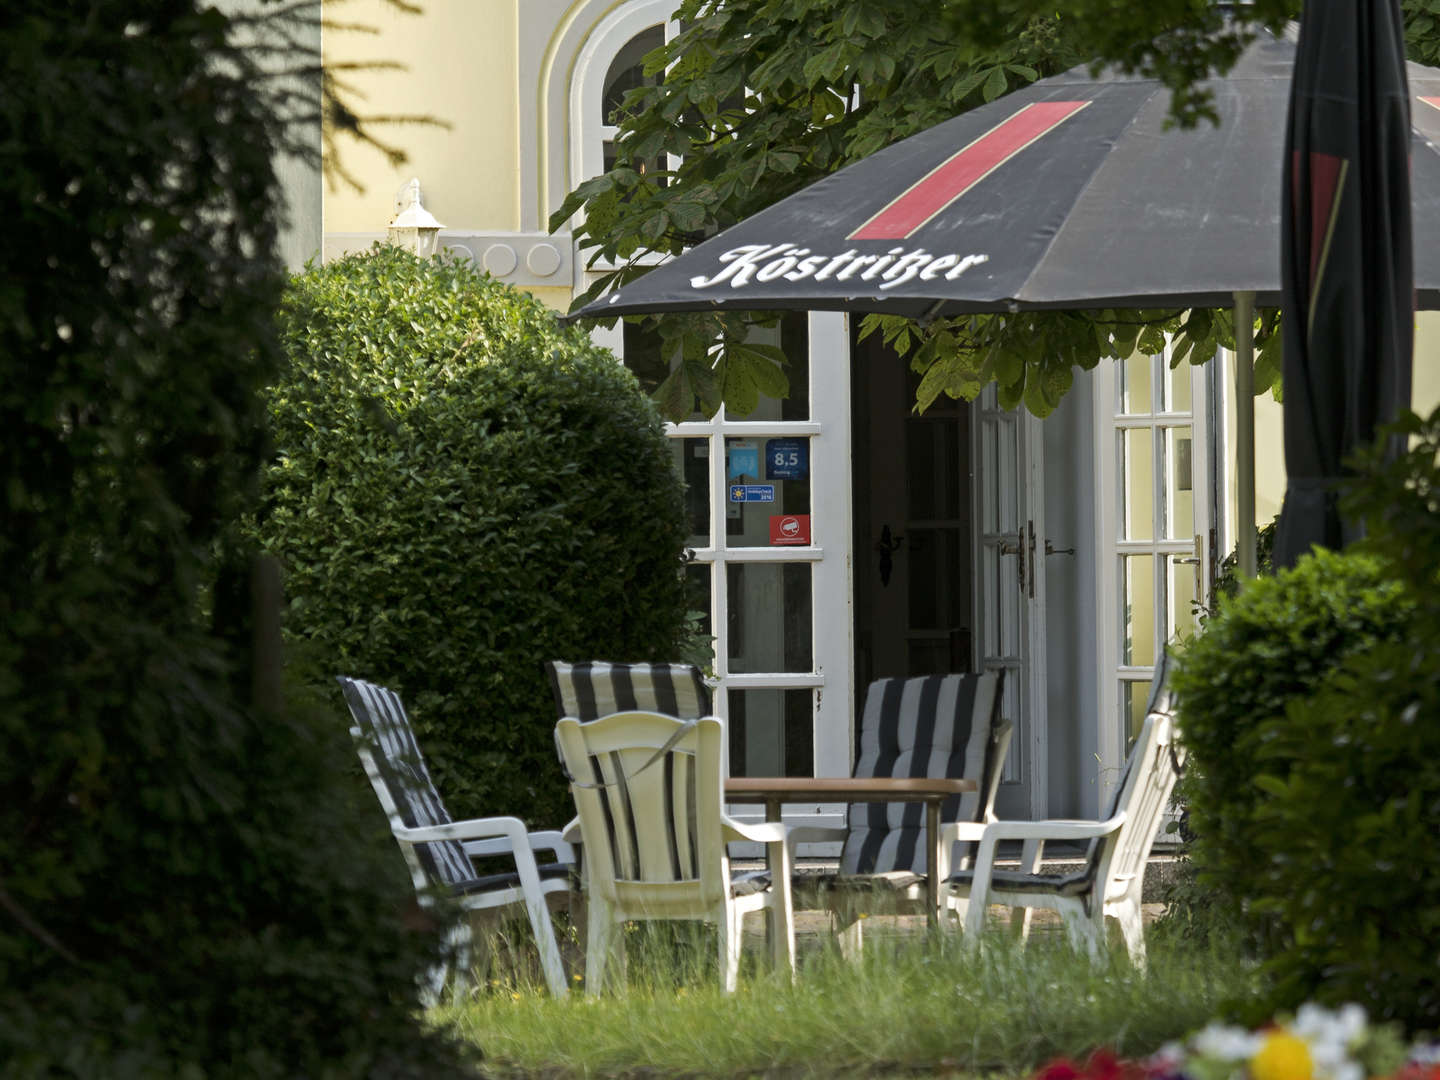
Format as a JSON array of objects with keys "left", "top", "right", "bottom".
[{"left": 1036, "top": 1057, "right": 1083, "bottom": 1080}]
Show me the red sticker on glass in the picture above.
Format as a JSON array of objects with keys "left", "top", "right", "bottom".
[{"left": 769, "top": 514, "right": 811, "bottom": 545}]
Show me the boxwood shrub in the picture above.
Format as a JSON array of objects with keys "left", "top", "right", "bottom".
[
  {"left": 1172, "top": 548, "right": 1414, "bottom": 942},
  {"left": 257, "top": 245, "right": 692, "bottom": 827},
  {"left": 1173, "top": 408, "right": 1440, "bottom": 1030}
]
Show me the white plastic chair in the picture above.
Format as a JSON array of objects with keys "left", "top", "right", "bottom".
[
  {"left": 338, "top": 676, "right": 574, "bottom": 999},
  {"left": 949, "top": 700, "right": 1184, "bottom": 966},
  {"left": 555, "top": 710, "right": 797, "bottom": 994}
]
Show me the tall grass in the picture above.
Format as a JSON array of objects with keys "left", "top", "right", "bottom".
[{"left": 437, "top": 916, "right": 1257, "bottom": 1078}]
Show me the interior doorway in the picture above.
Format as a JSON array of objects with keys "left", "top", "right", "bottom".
[{"left": 850, "top": 328, "right": 975, "bottom": 703}]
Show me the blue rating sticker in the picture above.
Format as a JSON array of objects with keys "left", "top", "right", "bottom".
[
  {"left": 765, "top": 438, "right": 808, "bottom": 480},
  {"left": 728, "top": 484, "right": 776, "bottom": 503}
]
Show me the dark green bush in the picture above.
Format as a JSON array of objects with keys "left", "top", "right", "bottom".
[
  {"left": 1174, "top": 407, "right": 1440, "bottom": 1032},
  {"left": 1, "top": 5, "right": 474, "bottom": 1076},
  {"left": 257, "top": 245, "right": 691, "bottom": 827},
  {"left": 1171, "top": 548, "right": 1414, "bottom": 943},
  {"left": 1239, "top": 630, "right": 1440, "bottom": 1029}
]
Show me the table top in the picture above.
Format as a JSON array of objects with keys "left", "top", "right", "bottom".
[{"left": 725, "top": 776, "right": 976, "bottom": 801}]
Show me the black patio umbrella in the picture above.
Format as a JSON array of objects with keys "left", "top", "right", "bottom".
[
  {"left": 1271, "top": 0, "right": 1414, "bottom": 569},
  {"left": 575, "top": 25, "right": 1440, "bottom": 570}
]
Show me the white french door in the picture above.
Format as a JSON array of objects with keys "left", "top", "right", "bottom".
[{"left": 975, "top": 386, "right": 1049, "bottom": 819}]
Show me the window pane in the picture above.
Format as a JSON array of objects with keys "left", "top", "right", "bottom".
[
  {"left": 732, "top": 313, "right": 809, "bottom": 421},
  {"left": 1165, "top": 426, "right": 1194, "bottom": 539},
  {"left": 1122, "top": 554, "right": 1155, "bottom": 666},
  {"left": 1164, "top": 359, "right": 1193, "bottom": 414},
  {"left": 981, "top": 420, "right": 1000, "bottom": 532},
  {"left": 673, "top": 437, "right": 709, "bottom": 546},
  {"left": 725, "top": 436, "right": 812, "bottom": 547},
  {"left": 1120, "top": 352, "right": 1153, "bottom": 414},
  {"left": 727, "top": 688, "right": 814, "bottom": 777},
  {"left": 907, "top": 527, "right": 964, "bottom": 631},
  {"left": 1121, "top": 678, "right": 1150, "bottom": 748},
  {"left": 602, "top": 25, "right": 664, "bottom": 124},
  {"left": 1121, "top": 428, "right": 1154, "bottom": 540},
  {"left": 726, "top": 563, "right": 812, "bottom": 673},
  {"left": 908, "top": 420, "right": 961, "bottom": 520},
  {"left": 1167, "top": 552, "right": 1200, "bottom": 643},
  {"left": 685, "top": 561, "right": 713, "bottom": 655}
]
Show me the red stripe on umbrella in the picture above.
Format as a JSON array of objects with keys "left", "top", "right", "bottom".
[
  {"left": 1293, "top": 150, "right": 1349, "bottom": 301},
  {"left": 849, "top": 101, "right": 1090, "bottom": 241}
]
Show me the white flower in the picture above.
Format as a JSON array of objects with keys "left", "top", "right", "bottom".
[
  {"left": 1294, "top": 1003, "right": 1368, "bottom": 1050},
  {"left": 1410, "top": 1045, "right": 1440, "bottom": 1066},
  {"left": 1192, "top": 1023, "right": 1265, "bottom": 1062}
]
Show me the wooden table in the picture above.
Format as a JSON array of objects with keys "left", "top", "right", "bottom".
[{"left": 725, "top": 777, "right": 977, "bottom": 926}]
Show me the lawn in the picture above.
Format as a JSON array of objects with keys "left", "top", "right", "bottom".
[{"left": 434, "top": 913, "right": 1254, "bottom": 1078}]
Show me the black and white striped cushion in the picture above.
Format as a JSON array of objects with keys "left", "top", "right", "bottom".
[
  {"left": 545, "top": 660, "right": 711, "bottom": 721},
  {"left": 840, "top": 672, "right": 1004, "bottom": 876},
  {"left": 948, "top": 866, "right": 1092, "bottom": 897},
  {"left": 338, "top": 676, "right": 475, "bottom": 890}
]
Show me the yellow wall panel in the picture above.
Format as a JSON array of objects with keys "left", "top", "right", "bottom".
[{"left": 323, "top": 0, "right": 519, "bottom": 233}]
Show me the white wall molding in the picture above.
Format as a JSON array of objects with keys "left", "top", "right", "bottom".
[{"left": 323, "top": 230, "right": 574, "bottom": 289}]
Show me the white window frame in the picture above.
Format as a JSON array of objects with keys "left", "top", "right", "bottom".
[{"left": 1092, "top": 342, "right": 1212, "bottom": 813}]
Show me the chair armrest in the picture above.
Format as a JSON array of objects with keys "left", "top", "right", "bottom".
[
  {"left": 960, "top": 813, "right": 1126, "bottom": 936},
  {"left": 525, "top": 830, "right": 576, "bottom": 862},
  {"left": 460, "top": 829, "right": 574, "bottom": 862},
  {"left": 394, "top": 815, "right": 532, "bottom": 847},
  {"left": 396, "top": 816, "right": 562, "bottom": 900},
  {"left": 940, "top": 820, "right": 988, "bottom": 843},
  {"left": 561, "top": 815, "right": 582, "bottom": 845},
  {"left": 722, "top": 817, "right": 792, "bottom": 846}
]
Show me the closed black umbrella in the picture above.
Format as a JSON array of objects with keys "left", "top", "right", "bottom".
[{"left": 1272, "top": 0, "right": 1415, "bottom": 569}]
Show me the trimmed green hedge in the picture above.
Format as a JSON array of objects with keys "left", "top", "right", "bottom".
[{"left": 258, "top": 245, "right": 692, "bottom": 827}]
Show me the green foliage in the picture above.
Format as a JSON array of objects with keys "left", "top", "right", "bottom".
[
  {"left": 0, "top": 3, "right": 473, "bottom": 1075},
  {"left": 1344, "top": 406, "right": 1440, "bottom": 592},
  {"left": 1208, "top": 517, "right": 1278, "bottom": 607},
  {"left": 1233, "top": 631, "right": 1440, "bottom": 1030},
  {"left": 1170, "top": 410, "right": 1440, "bottom": 1032},
  {"left": 1404, "top": 0, "right": 1440, "bottom": 66},
  {"left": 443, "top": 929, "right": 1255, "bottom": 1075},
  {"left": 860, "top": 304, "right": 1281, "bottom": 419},
  {"left": 553, "top": 0, "right": 1292, "bottom": 421},
  {"left": 1172, "top": 550, "right": 1414, "bottom": 937},
  {"left": 257, "top": 245, "right": 692, "bottom": 827}
]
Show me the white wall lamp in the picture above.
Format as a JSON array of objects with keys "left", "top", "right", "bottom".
[{"left": 387, "top": 178, "right": 444, "bottom": 257}]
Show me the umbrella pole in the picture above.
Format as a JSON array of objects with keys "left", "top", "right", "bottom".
[{"left": 1233, "top": 290, "right": 1257, "bottom": 578}]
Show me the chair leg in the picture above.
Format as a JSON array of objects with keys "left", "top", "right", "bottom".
[
  {"left": 585, "top": 900, "right": 617, "bottom": 997},
  {"left": 422, "top": 918, "right": 471, "bottom": 1007},
  {"left": 1062, "top": 907, "right": 1106, "bottom": 962},
  {"left": 529, "top": 904, "right": 569, "bottom": 998},
  {"left": 719, "top": 905, "right": 743, "bottom": 993},
  {"left": 835, "top": 910, "right": 864, "bottom": 960},
  {"left": 1008, "top": 906, "right": 1033, "bottom": 943},
  {"left": 770, "top": 849, "right": 796, "bottom": 979},
  {"left": 1114, "top": 903, "right": 1147, "bottom": 970}
]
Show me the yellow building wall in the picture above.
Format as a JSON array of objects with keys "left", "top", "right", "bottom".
[
  {"left": 322, "top": 0, "right": 519, "bottom": 234},
  {"left": 1253, "top": 313, "right": 1440, "bottom": 527}
]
